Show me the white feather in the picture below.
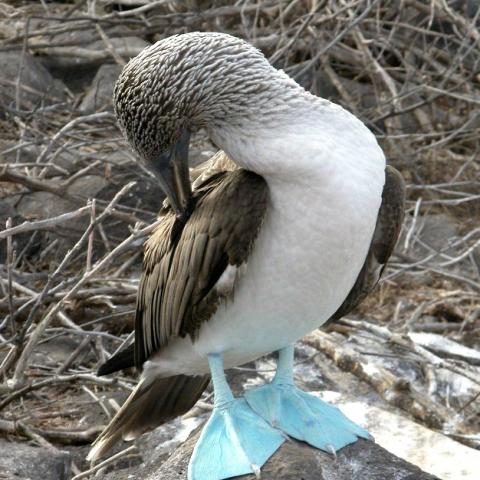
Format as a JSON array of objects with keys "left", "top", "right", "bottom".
[{"left": 145, "top": 100, "right": 385, "bottom": 378}]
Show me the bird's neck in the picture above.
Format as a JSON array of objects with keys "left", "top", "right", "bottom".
[{"left": 209, "top": 95, "right": 385, "bottom": 188}]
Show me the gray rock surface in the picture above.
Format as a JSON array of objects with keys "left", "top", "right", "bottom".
[
  {"left": 0, "top": 439, "right": 71, "bottom": 480},
  {"left": 16, "top": 175, "right": 107, "bottom": 220},
  {"left": 416, "top": 214, "right": 458, "bottom": 252},
  {"left": 98, "top": 432, "right": 439, "bottom": 480},
  {"left": 39, "top": 35, "right": 150, "bottom": 71},
  {"left": 0, "top": 52, "right": 66, "bottom": 114},
  {"left": 31, "top": 335, "right": 94, "bottom": 370},
  {"left": 400, "top": 213, "right": 461, "bottom": 263},
  {"left": 33, "top": 30, "right": 149, "bottom": 92},
  {"left": 89, "top": 344, "right": 478, "bottom": 479},
  {"left": 80, "top": 64, "right": 123, "bottom": 112}
]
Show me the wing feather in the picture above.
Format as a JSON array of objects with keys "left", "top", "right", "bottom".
[
  {"left": 134, "top": 169, "right": 268, "bottom": 368},
  {"left": 328, "top": 165, "right": 405, "bottom": 323}
]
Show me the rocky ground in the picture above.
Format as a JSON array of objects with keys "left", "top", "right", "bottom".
[{"left": 0, "top": 1, "right": 479, "bottom": 479}]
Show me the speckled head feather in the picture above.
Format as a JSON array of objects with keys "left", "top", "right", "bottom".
[{"left": 113, "top": 32, "right": 300, "bottom": 165}]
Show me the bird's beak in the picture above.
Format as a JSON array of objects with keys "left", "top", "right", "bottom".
[{"left": 153, "top": 128, "right": 192, "bottom": 215}]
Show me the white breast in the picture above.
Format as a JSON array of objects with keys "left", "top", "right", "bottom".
[{"left": 145, "top": 102, "right": 386, "bottom": 377}]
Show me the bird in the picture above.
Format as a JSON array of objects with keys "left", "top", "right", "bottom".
[{"left": 87, "top": 32, "right": 405, "bottom": 480}]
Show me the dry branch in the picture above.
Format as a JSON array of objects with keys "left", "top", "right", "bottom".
[{"left": 303, "top": 331, "right": 456, "bottom": 431}]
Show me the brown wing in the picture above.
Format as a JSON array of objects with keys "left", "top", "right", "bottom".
[
  {"left": 90, "top": 170, "right": 268, "bottom": 457},
  {"left": 328, "top": 165, "right": 405, "bottom": 323},
  {"left": 135, "top": 169, "right": 269, "bottom": 368}
]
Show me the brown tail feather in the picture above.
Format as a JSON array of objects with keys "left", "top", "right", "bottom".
[{"left": 87, "top": 374, "right": 209, "bottom": 461}]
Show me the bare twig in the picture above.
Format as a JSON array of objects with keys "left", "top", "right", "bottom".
[{"left": 0, "top": 206, "right": 91, "bottom": 240}]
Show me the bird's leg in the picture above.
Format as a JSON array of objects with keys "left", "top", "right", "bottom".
[
  {"left": 271, "top": 344, "right": 295, "bottom": 386},
  {"left": 188, "top": 353, "right": 284, "bottom": 480},
  {"left": 244, "top": 344, "right": 371, "bottom": 453},
  {"left": 209, "top": 352, "right": 234, "bottom": 407}
]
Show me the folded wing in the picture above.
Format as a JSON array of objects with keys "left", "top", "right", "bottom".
[{"left": 329, "top": 165, "right": 405, "bottom": 322}]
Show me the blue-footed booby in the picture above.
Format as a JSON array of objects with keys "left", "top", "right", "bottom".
[{"left": 88, "top": 32, "right": 405, "bottom": 479}]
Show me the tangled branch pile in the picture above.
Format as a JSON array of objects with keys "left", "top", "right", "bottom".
[{"left": 0, "top": 0, "right": 479, "bottom": 477}]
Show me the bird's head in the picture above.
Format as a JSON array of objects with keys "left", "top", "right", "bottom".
[{"left": 113, "top": 32, "right": 281, "bottom": 215}]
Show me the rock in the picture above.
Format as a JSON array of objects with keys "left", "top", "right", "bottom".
[
  {"left": 339, "top": 398, "right": 480, "bottom": 480},
  {"left": 409, "top": 332, "right": 480, "bottom": 365},
  {"left": 0, "top": 52, "right": 66, "bottom": 116},
  {"left": 90, "top": 342, "right": 480, "bottom": 480},
  {"left": 50, "top": 149, "right": 85, "bottom": 174},
  {"left": 54, "top": 36, "right": 150, "bottom": 70},
  {"left": 67, "top": 174, "right": 107, "bottom": 198},
  {"left": 466, "top": 0, "right": 480, "bottom": 18},
  {"left": 16, "top": 191, "right": 74, "bottom": 221},
  {"left": 0, "top": 141, "right": 87, "bottom": 175},
  {"left": 80, "top": 64, "right": 123, "bottom": 113},
  {"left": 134, "top": 417, "right": 204, "bottom": 469},
  {"left": 0, "top": 199, "right": 40, "bottom": 263},
  {"left": 144, "top": 398, "right": 478, "bottom": 480},
  {"left": 96, "top": 175, "right": 165, "bottom": 220},
  {"left": 98, "top": 431, "right": 438, "bottom": 480},
  {"left": 31, "top": 335, "right": 94, "bottom": 370},
  {"left": 401, "top": 213, "right": 459, "bottom": 259},
  {"left": 91, "top": 391, "right": 479, "bottom": 480},
  {"left": 0, "top": 143, "right": 40, "bottom": 165},
  {"left": 0, "top": 439, "right": 71, "bottom": 480},
  {"left": 13, "top": 174, "right": 108, "bottom": 262},
  {"left": 16, "top": 175, "right": 107, "bottom": 220},
  {"left": 416, "top": 214, "right": 458, "bottom": 252},
  {"left": 38, "top": 36, "right": 149, "bottom": 91}
]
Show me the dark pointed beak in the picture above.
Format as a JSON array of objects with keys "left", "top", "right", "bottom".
[{"left": 153, "top": 128, "right": 192, "bottom": 215}]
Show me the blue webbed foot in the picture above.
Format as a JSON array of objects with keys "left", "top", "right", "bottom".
[
  {"left": 188, "top": 397, "right": 285, "bottom": 480},
  {"left": 245, "top": 382, "right": 371, "bottom": 453}
]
